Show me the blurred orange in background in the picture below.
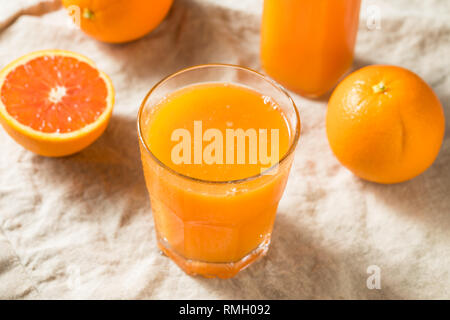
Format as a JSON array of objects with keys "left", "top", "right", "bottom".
[{"left": 62, "top": 0, "right": 174, "bottom": 43}]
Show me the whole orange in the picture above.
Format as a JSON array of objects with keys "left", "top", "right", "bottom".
[
  {"left": 326, "top": 65, "right": 445, "bottom": 184},
  {"left": 62, "top": 0, "right": 173, "bottom": 43}
]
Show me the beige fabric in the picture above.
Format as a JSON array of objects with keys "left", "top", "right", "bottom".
[{"left": 0, "top": 0, "right": 449, "bottom": 299}]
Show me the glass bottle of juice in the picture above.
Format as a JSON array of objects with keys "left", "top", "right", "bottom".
[{"left": 261, "top": 0, "right": 361, "bottom": 97}]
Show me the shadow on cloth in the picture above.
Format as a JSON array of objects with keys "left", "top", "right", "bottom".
[
  {"left": 28, "top": 114, "right": 149, "bottom": 225},
  {"left": 362, "top": 140, "right": 450, "bottom": 232},
  {"left": 192, "top": 213, "right": 404, "bottom": 299}
]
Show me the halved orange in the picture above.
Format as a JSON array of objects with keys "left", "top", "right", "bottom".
[{"left": 0, "top": 50, "right": 114, "bottom": 157}]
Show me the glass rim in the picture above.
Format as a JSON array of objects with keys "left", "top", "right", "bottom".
[{"left": 137, "top": 63, "right": 301, "bottom": 185}]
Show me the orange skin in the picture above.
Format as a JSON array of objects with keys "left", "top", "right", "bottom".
[
  {"left": 326, "top": 65, "right": 445, "bottom": 184},
  {"left": 62, "top": 0, "right": 174, "bottom": 43},
  {"left": 261, "top": 0, "right": 361, "bottom": 97}
]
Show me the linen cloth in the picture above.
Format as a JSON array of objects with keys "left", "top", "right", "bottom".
[{"left": 0, "top": 0, "right": 449, "bottom": 299}]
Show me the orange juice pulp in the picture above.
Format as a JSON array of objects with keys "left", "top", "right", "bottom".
[
  {"left": 140, "top": 83, "right": 296, "bottom": 277},
  {"left": 261, "top": 0, "right": 361, "bottom": 97}
]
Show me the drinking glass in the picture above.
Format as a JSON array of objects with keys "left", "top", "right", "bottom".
[{"left": 138, "top": 64, "right": 300, "bottom": 278}]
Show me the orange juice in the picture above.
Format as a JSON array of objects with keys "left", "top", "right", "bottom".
[
  {"left": 146, "top": 83, "right": 291, "bottom": 182},
  {"left": 138, "top": 65, "right": 300, "bottom": 278},
  {"left": 261, "top": 0, "right": 361, "bottom": 97}
]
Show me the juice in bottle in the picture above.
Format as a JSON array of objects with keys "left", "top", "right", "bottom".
[
  {"left": 261, "top": 0, "right": 361, "bottom": 97},
  {"left": 138, "top": 65, "right": 300, "bottom": 278}
]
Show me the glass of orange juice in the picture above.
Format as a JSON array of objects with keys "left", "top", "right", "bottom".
[
  {"left": 261, "top": 0, "right": 361, "bottom": 97},
  {"left": 138, "top": 65, "right": 300, "bottom": 278}
]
